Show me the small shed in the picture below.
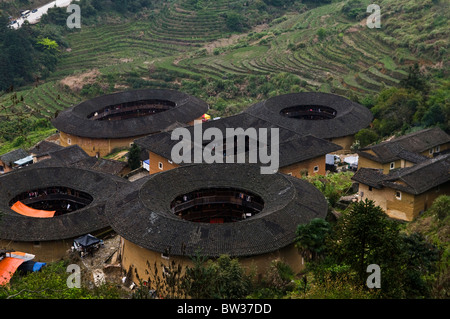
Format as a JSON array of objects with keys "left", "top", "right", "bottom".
[{"left": 73, "top": 234, "right": 103, "bottom": 257}]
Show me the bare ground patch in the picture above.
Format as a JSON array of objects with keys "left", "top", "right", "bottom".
[{"left": 60, "top": 69, "right": 101, "bottom": 92}]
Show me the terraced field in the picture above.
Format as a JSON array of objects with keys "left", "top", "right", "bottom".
[
  {"left": 180, "top": 1, "right": 415, "bottom": 97},
  {"left": 0, "top": 0, "right": 448, "bottom": 151}
]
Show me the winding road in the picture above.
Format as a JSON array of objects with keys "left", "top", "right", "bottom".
[{"left": 10, "top": 0, "right": 78, "bottom": 29}]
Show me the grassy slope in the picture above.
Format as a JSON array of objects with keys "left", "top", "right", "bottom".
[{"left": 0, "top": 0, "right": 448, "bottom": 153}]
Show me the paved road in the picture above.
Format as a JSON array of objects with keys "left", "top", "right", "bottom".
[{"left": 10, "top": 0, "right": 78, "bottom": 29}]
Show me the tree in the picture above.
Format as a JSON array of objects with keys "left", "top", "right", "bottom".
[
  {"left": 400, "top": 63, "right": 430, "bottom": 94},
  {"left": 421, "top": 104, "right": 445, "bottom": 127},
  {"left": 326, "top": 199, "right": 441, "bottom": 298},
  {"left": 371, "top": 87, "right": 423, "bottom": 137},
  {"left": 182, "top": 254, "right": 217, "bottom": 299},
  {"left": 295, "top": 218, "right": 331, "bottom": 262},
  {"left": 398, "top": 232, "right": 440, "bottom": 298},
  {"left": 329, "top": 199, "right": 402, "bottom": 286},
  {"left": 354, "top": 128, "right": 379, "bottom": 148},
  {"left": 305, "top": 172, "right": 354, "bottom": 208},
  {"left": 127, "top": 143, "right": 141, "bottom": 170},
  {"left": 316, "top": 28, "right": 327, "bottom": 40},
  {"left": 341, "top": 0, "right": 364, "bottom": 20},
  {"left": 36, "top": 37, "right": 59, "bottom": 52},
  {"left": 208, "top": 255, "right": 252, "bottom": 299},
  {"left": 225, "top": 12, "right": 247, "bottom": 32},
  {"left": 427, "top": 195, "right": 450, "bottom": 221}
]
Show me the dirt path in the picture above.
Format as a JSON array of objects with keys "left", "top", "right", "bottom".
[{"left": 74, "top": 234, "right": 125, "bottom": 291}]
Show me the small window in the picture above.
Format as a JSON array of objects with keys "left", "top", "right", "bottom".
[
  {"left": 158, "top": 162, "right": 163, "bottom": 170},
  {"left": 67, "top": 138, "right": 71, "bottom": 145},
  {"left": 313, "top": 166, "right": 319, "bottom": 172},
  {"left": 33, "top": 241, "right": 41, "bottom": 247},
  {"left": 161, "top": 252, "right": 169, "bottom": 260},
  {"left": 429, "top": 148, "right": 433, "bottom": 155},
  {"left": 368, "top": 186, "right": 373, "bottom": 191},
  {"left": 395, "top": 191, "right": 401, "bottom": 200},
  {"left": 435, "top": 145, "right": 440, "bottom": 153},
  {"left": 287, "top": 172, "right": 292, "bottom": 176},
  {"left": 390, "top": 162, "right": 395, "bottom": 170}
]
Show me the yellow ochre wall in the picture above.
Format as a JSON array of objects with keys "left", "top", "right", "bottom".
[
  {"left": 327, "top": 135, "right": 355, "bottom": 154},
  {"left": 279, "top": 155, "right": 326, "bottom": 178},
  {"left": 148, "top": 151, "right": 180, "bottom": 175},
  {"left": 358, "top": 182, "right": 450, "bottom": 221},
  {"left": 59, "top": 131, "right": 148, "bottom": 157},
  {"left": 119, "top": 238, "right": 305, "bottom": 287},
  {"left": 0, "top": 239, "right": 72, "bottom": 262}
]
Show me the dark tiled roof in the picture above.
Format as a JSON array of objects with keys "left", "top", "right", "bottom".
[
  {"left": 358, "top": 128, "right": 450, "bottom": 164},
  {"left": 52, "top": 89, "right": 208, "bottom": 139},
  {"left": 352, "top": 154, "right": 450, "bottom": 195},
  {"left": 243, "top": 92, "right": 373, "bottom": 139},
  {"left": 351, "top": 168, "right": 385, "bottom": 189},
  {"left": 32, "top": 145, "right": 127, "bottom": 175},
  {"left": 72, "top": 158, "right": 127, "bottom": 175},
  {"left": 0, "top": 166, "right": 130, "bottom": 242},
  {"left": 43, "top": 145, "right": 90, "bottom": 164},
  {"left": 135, "top": 113, "right": 342, "bottom": 168},
  {"left": 107, "top": 163, "right": 328, "bottom": 258},
  {"left": 0, "top": 148, "right": 29, "bottom": 165},
  {"left": 28, "top": 141, "right": 64, "bottom": 157}
]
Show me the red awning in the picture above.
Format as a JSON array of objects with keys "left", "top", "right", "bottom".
[{"left": 11, "top": 201, "right": 55, "bottom": 218}]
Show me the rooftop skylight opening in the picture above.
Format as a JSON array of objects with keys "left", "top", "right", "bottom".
[
  {"left": 170, "top": 187, "right": 264, "bottom": 223},
  {"left": 88, "top": 99, "right": 176, "bottom": 121},
  {"left": 9, "top": 186, "right": 94, "bottom": 217},
  {"left": 280, "top": 105, "right": 337, "bottom": 120}
]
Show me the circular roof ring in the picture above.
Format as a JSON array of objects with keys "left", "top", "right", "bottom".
[
  {"left": 244, "top": 92, "right": 373, "bottom": 139},
  {"left": 51, "top": 89, "right": 209, "bottom": 139},
  {"left": 0, "top": 166, "right": 129, "bottom": 242},
  {"left": 107, "top": 163, "right": 328, "bottom": 258}
]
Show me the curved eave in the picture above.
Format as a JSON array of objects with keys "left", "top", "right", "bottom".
[
  {"left": 107, "top": 164, "right": 328, "bottom": 258},
  {"left": 51, "top": 89, "right": 208, "bottom": 139}
]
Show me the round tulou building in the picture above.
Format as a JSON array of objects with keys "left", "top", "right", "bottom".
[
  {"left": 0, "top": 166, "right": 129, "bottom": 262},
  {"left": 52, "top": 89, "right": 209, "bottom": 157},
  {"left": 107, "top": 163, "right": 328, "bottom": 283},
  {"left": 244, "top": 92, "right": 373, "bottom": 152}
]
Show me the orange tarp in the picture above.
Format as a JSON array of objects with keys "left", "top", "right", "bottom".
[
  {"left": 11, "top": 201, "right": 55, "bottom": 218},
  {"left": 0, "top": 257, "right": 24, "bottom": 285}
]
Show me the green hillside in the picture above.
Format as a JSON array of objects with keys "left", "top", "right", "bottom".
[{"left": 0, "top": 0, "right": 448, "bottom": 152}]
